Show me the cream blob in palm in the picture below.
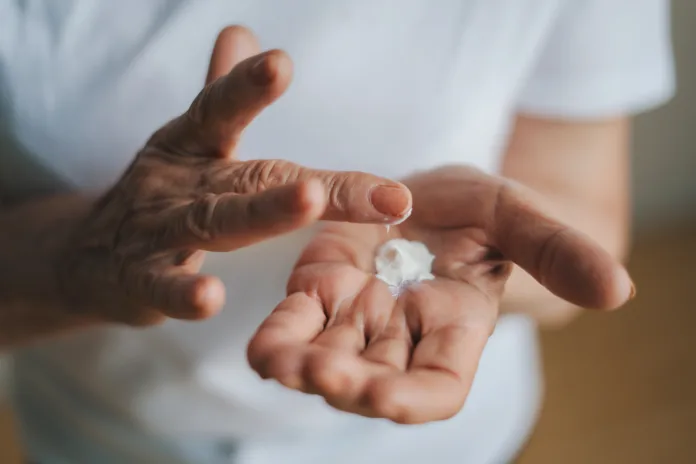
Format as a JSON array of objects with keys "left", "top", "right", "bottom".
[{"left": 374, "top": 238, "right": 435, "bottom": 297}]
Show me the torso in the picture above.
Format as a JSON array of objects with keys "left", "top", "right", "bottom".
[{"left": 1, "top": 0, "right": 560, "bottom": 462}]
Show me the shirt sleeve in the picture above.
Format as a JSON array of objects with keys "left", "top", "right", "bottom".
[{"left": 516, "top": 0, "right": 676, "bottom": 119}]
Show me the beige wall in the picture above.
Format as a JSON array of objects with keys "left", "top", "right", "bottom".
[{"left": 633, "top": 0, "right": 696, "bottom": 233}]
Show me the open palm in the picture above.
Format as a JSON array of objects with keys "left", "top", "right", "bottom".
[{"left": 248, "top": 166, "right": 633, "bottom": 424}]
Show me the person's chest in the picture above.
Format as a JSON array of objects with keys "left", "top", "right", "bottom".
[{"left": 0, "top": 0, "right": 564, "bottom": 194}]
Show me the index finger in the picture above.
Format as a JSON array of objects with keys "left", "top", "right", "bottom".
[
  {"left": 148, "top": 179, "right": 327, "bottom": 251},
  {"left": 205, "top": 159, "right": 414, "bottom": 224}
]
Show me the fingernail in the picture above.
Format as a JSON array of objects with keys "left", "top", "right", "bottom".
[
  {"left": 387, "top": 207, "right": 412, "bottom": 225},
  {"left": 249, "top": 54, "right": 273, "bottom": 85},
  {"left": 369, "top": 185, "right": 411, "bottom": 219},
  {"left": 629, "top": 282, "right": 637, "bottom": 300}
]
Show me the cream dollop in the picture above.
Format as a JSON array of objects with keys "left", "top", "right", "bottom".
[{"left": 374, "top": 238, "right": 435, "bottom": 297}]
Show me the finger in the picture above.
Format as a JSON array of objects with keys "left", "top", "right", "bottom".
[
  {"left": 312, "top": 289, "right": 366, "bottom": 355},
  {"left": 359, "top": 280, "right": 494, "bottom": 424},
  {"left": 361, "top": 304, "right": 413, "bottom": 371},
  {"left": 405, "top": 280, "right": 493, "bottom": 378},
  {"left": 206, "top": 26, "right": 261, "bottom": 85},
  {"left": 154, "top": 179, "right": 326, "bottom": 251},
  {"left": 490, "top": 183, "right": 633, "bottom": 310},
  {"left": 301, "top": 348, "right": 377, "bottom": 406},
  {"left": 361, "top": 368, "right": 469, "bottom": 425},
  {"left": 407, "top": 168, "right": 632, "bottom": 310},
  {"left": 160, "top": 49, "right": 293, "bottom": 158},
  {"left": 206, "top": 159, "right": 413, "bottom": 224},
  {"left": 311, "top": 278, "right": 394, "bottom": 353},
  {"left": 285, "top": 272, "right": 396, "bottom": 401},
  {"left": 312, "top": 321, "right": 366, "bottom": 353},
  {"left": 123, "top": 267, "right": 225, "bottom": 320},
  {"left": 247, "top": 292, "right": 327, "bottom": 389}
]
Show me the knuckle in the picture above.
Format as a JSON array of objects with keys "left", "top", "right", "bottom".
[
  {"left": 536, "top": 226, "right": 567, "bottom": 279},
  {"left": 187, "top": 84, "right": 216, "bottom": 126},
  {"left": 233, "top": 159, "right": 299, "bottom": 193},
  {"left": 325, "top": 173, "right": 347, "bottom": 212},
  {"left": 201, "top": 160, "right": 235, "bottom": 191},
  {"left": 184, "top": 194, "right": 219, "bottom": 241}
]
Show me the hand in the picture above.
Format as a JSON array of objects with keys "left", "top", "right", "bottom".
[
  {"left": 247, "top": 165, "right": 633, "bottom": 424},
  {"left": 55, "top": 26, "right": 411, "bottom": 326}
]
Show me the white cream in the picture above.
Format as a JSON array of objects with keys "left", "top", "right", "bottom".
[{"left": 374, "top": 238, "right": 435, "bottom": 297}]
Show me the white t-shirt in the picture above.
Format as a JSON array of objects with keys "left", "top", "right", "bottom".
[{"left": 0, "top": 1, "right": 674, "bottom": 463}]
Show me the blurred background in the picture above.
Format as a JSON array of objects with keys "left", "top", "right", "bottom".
[
  {"left": 517, "top": 0, "right": 696, "bottom": 462},
  {"left": 2, "top": 1, "right": 696, "bottom": 463}
]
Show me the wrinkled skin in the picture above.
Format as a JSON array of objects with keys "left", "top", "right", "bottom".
[
  {"left": 55, "top": 27, "right": 411, "bottom": 326},
  {"left": 248, "top": 166, "right": 634, "bottom": 424}
]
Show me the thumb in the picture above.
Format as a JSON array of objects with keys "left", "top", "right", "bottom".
[
  {"left": 206, "top": 25, "right": 261, "bottom": 85},
  {"left": 406, "top": 166, "right": 633, "bottom": 310}
]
